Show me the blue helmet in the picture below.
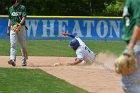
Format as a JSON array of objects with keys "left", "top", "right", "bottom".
[{"left": 69, "top": 39, "right": 80, "bottom": 49}]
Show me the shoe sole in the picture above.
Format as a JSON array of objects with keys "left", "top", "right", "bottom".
[
  {"left": 8, "top": 61, "right": 16, "bottom": 66},
  {"left": 22, "top": 62, "right": 27, "bottom": 66},
  {"left": 22, "top": 64, "right": 27, "bottom": 66}
]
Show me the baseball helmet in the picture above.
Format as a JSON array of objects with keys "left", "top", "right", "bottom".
[{"left": 69, "top": 39, "right": 80, "bottom": 49}]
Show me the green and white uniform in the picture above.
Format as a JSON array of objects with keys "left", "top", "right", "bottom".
[
  {"left": 9, "top": 4, "right": 26, "bottom": 26},
  {"left": 122, "top": 0, "right": 140, "bottom": 93},
  {"left": 122, "top": 0, "right": 140, "bottom": 42},
  {"left": 9, "top": 3, "right": 27, "bottom": 61}
]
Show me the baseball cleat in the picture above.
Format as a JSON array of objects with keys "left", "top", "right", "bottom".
[
  {"left": 22, "top": 59, "right": 27, "bottom": 66},
  {"left": 8, "top": 60, "right": 16, "bottom": 66}
]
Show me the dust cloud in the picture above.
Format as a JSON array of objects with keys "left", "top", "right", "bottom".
[{"left": 92, "top": 52, "right": 118, "bottom": 72}]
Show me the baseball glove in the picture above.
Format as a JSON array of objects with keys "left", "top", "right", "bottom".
[
  {"left": 114, "top": 49, "right": 137, "bottom": 75},
  {"left": 12, "top": 24, "right": 22, "bottom": 33}
]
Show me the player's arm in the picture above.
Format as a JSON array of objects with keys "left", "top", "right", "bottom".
[
  {"left": 127, "top": 4, "right": 140, "bottom": 50},
  {"left": 67, "top": 59, "right": 83, "bottom": 66},
  {"left": 125, "top": 1, "right": 140, "bottom": 50},
  {"left": 8, "top": 19, "right": 11, "bottom": 29},
  {"left": 7, "top": 9, "right": 11, "bottom": 29},
  {"left": 6, "top": 19, "right": 11, "bottom": 36},
  {"left": 20, "top": 5, "right": 26, "bottom": 25},
  {"left": 127, "top": 25, "right": 140, "bottom": 50},
  {"left": 61, "top": 32, "right": 75, "bottom": 38},
  {"left": 6, "top": 8, "right": 11, "bottom": 36},
  {"left": 20, "top": 17, "right": 26, "bottom": 25},
  {"left": 67, "top": 50, "right": 84, "bottom": 66}
]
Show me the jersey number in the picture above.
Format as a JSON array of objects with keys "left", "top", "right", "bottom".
[{"left": 85, "top": 46, "right": 91, "bottom": 53}]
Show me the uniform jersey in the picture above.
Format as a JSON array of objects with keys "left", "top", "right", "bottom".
[
  {"left": 74, "top": 37, "right": 95, "bottom": 64},
  {"left": 75, "top": 37, "right": 86, "bottom": 46},
  {"left": 121, "top": 1, "right": 140, "bottom": 93},
  {"left": 9, "top": 3, "right": 26, "bottom": 26},
  {"left": 76, "top": 45, "right": 95, "bottom": 64},
  {"left": 122, "top": 0, "right": 140, "bottom": 41}
]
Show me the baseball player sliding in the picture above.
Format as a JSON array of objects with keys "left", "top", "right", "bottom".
[
  {"left": 54, "top": 32, "right": 96, "bottom": 66},
  {"left": 6, "top": 0, "right": 28, "bottom": 66}
]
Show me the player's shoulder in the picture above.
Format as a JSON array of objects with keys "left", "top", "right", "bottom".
[
  {"left": 19, "top": 4, "right": 26, "bottom": 9},
  {"left": 126, "top": 0, "right": 138, "bottom": 4},
  {"left": 75, "top": 37, "right": 81, "bottom": 40},
  {"left": 9, "top": 6, "right": 13, "bottom": 10},
  {"left": 76, "top": 46, "right": 84, "bottom": 52}
]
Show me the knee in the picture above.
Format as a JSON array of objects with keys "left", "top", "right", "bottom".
[{"left": 10, "top": 43, "right": 16, "bottom": 49}]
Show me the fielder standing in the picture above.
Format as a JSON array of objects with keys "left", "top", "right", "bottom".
[
  {"left": 7, "top": 0, "right": 28, "bottom": 66},
  {"left": 61, "top": 32, "right": 96, "bottom": 66},
  {"left": 121, "top": 0, "right": 140, "bottom": 92}
]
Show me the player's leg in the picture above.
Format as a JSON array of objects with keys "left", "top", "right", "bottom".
[
  {"left": 121, "top": 57, "right": 140, "bottom": 93},
  {"left": 84, "top": 51, "right": 96, "bottom": 65},
  {"left": 122, "top": 83, "right": 140, "bottom": 93},
  {"left": 121, "top": 41, "right": 140, "bottom": 93},
  {"left": 17, "top": 26, "right": 28, "bottom": 66},
  {"left": 9, "top": 28, "right": 17, "bottom": 66}
]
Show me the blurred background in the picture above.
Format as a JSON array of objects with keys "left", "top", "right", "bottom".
[
  {"left": 0, "top": 0, "right": 125, "bottom": 56},
  {"left": 0, "top": 0, "right": 123, "bottom": 16}
]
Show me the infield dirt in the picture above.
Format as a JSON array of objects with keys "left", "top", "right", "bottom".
[{"left": 0, "top": 53, "right": 123, "bottom": 93}]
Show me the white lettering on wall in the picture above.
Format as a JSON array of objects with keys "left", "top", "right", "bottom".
[
  {"left": 97, "top": 20, "right": 108, "bottom": 38},
  {"left": 42, "top": 20, "right": 55, "bottom": 37},
  {"left": 72, "top": 20, "right": 83, "bottom": 37},
  {"left": 24, "top": 18, "right": 122, "bottom": 40},
  {"left": 26, "top": 20, "right": 39, "bottom": 37},
  {"left": 84, "top": 20, "right": 94, "bottom": 37},
  {"left": 57, "top": 20, "right": 68, "bottom": 37},
  {"left": 109, "top": 21, "right": 121, "bottom": 38}
]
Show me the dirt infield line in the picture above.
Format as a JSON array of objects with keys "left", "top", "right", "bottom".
[{"left": 0, "top": 56, "right": 123, "bottom": 93}]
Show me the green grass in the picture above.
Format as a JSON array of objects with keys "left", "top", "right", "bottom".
[
  {"left": 84, "top": 40, "right": 126, "bottom": 55},
  {"left": 0, "top": 68, "right": 88, "bottom": 93},
  {"left": 0, "top": 40, "right": 126, "bottom": 56},
  {"left": 0, "top": 40, "right": 126, "bottom": 93}
]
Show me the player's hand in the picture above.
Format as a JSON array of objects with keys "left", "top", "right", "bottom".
[
  {"left": 66, "top": 62, "right": 75, "bottom": 66},
  {"left": 6, "top": 26, "right": 10, "bottom": 36},
  {"left": 12, "top": 23, "right": 22, "bottom": 33},
  {"left": 123, "top": 48, "right": 134, "bottom": 56},
  {"left": 53, "top": 62, "right": 63, "bottom": 67},
  {"left": 61, "top": 32, "right": 69, "bottom": 36},
  {"left": 114, "top": 48, "right": 136, "bottom": 75}
]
